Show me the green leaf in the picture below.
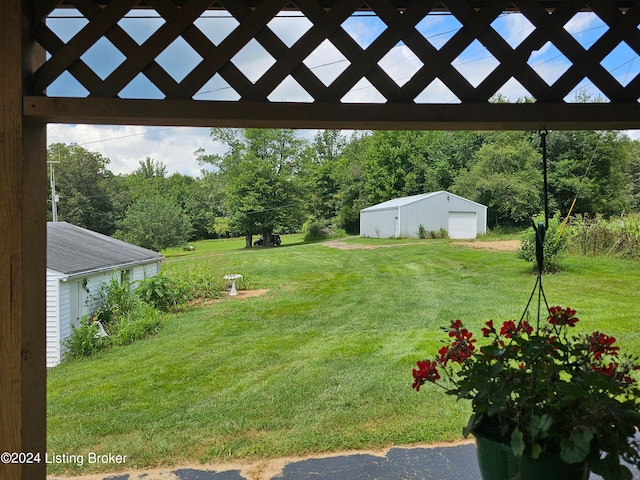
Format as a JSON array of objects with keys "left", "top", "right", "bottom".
[
  {"left": 463, "top": 413, "right": 480, "bottom": 438},
  {"left": 511, "top": 428, "right": 525, "bottom": 458},
  {"left": 531, "top": 443, "right": 542, "bottom": 460},
  {"left": 530, "top": 414, "right": 553, "bottom": 438},
  {"left": 560, "top": 428, "right": 594, "bottom": 464}
]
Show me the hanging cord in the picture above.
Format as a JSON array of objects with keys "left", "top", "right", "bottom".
[{"left": 556, "top": 136, "right": 601, "bottom": 241}]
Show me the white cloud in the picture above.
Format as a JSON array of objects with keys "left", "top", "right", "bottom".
[{"left": 47, "top": 124, "right": 220, "bottom": 177}]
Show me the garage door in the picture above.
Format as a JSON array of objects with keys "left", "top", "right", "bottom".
[{"left": 448, "top": 212, "right": 477, "bottom": 239}]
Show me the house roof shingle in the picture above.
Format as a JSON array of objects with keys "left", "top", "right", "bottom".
[{"left": 47, "top": 222, "right": 163, "bottom": 276}]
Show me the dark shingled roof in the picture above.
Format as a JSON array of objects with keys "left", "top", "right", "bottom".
[{"left": 47, "top": 222, "right": 163, "bottom": 276}]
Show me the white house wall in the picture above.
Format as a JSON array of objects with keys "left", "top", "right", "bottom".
[
  {"left": 46, "top": 270, "right": 63, "bottom": 367},
  {"left": 131, "top": 262, "right": 160, "bottom": 285},
  {"left": 360, "top": 207, "right": 398, "bottom": 238}
]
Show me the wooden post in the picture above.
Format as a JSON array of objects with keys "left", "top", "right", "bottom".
[{"left": 0, "top": 1, "right": 47, "bottom": 479}]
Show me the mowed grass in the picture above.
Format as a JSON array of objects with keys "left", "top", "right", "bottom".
[{"left": 47, "top": 235, "right": 640, "bottom": 474}]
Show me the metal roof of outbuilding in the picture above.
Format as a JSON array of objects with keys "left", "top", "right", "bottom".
[
  {"left": 47, "top": 222, "right": 163, "bottom": 276},
  {"left": 361, "top": 192, "right": 439, "bottom": 212},
  {"left": 361, "top": 191, "right": 487, "bottom": 212}
]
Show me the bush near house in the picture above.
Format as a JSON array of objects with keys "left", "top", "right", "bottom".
[
  {"left": 63, "top": 275, "right": 162, "bottom": 360},
  {"left": 136, "top": 274, "right": 191, "bottom": 311}
]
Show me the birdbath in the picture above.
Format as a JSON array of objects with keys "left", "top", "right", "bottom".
[{"left": 224, "top": 274, "right": 243, "bottom": 296}]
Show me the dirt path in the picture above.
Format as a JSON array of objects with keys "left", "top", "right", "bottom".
[
  {"left": 323, "top": 238, "right": 521, "bottom": 252},
  {"left": 453, "top": 240, "right": 521, "bottom": 252}
]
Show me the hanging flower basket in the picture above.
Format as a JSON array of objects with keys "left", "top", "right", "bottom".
[{"left": 411, "top": 305, "right": 640, "bottom": 480}]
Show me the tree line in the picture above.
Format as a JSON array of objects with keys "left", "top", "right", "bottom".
[{"left": 47, "top": 128, "right": 640, "bottom": 250}]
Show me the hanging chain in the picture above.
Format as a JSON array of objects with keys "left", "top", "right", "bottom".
[{"left": 517, "top": 130, "right": 551, "bottom": 333}]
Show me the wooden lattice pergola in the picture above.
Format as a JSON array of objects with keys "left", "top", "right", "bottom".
[{"left": 2, "top": 1, "right": 639, "bottom": 478}]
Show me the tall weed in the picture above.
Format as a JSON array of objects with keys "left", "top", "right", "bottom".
[
  {"left": 569, "top": 213, "right": 640, "bottom": 260},
  {"left": 172, "top": 261, "right": 227, "bottom": 300}
]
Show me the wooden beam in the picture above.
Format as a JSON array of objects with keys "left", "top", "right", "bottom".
[
  {"left": 0, "top": 2, "right": 47, "bottom": 479},
  {"left": 23, "top": 96, "right": 640, "bottom": 130},
  {"left": 53, "top": 1, "right": 638, "bottom": 11}
]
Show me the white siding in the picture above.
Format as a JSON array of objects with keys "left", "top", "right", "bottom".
[
  {"left": 130, "top": 261, "right": 160, "bottom": 286},
  {"left": 360, "top": 207, "right": 398, "bottom": 238},
  {"left": 400, "top": 194, "right": 447, "bottom": 236},
  {"left": 46, "top": 270, "right": 63, "bottom": 368}
]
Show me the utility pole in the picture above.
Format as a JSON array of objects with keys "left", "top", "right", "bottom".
[{"left": 48, "top": 157, "right": 60, "bottom": 222}]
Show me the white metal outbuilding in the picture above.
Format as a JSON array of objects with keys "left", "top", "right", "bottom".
[
  {"left": 360, "top": 191, "right": 487, "bottom": 239},
  {"left": 46, "top": 222, "right": 163, "bottom": 367}
]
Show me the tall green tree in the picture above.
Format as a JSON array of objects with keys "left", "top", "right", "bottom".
[
  {"left": 628, "top": 140, "right": 640, "bottom": 211},
  {"left": 47, "top": 143, "right": 115, "bottom": 234},
  {"left": 359, "top": 131, "right": 484, "bottom": 205},
  {"left": 304, "top": 130, "right": 347, "bottom": 222},
  {"left": 115, "top": 195, "right": 193, "bottom": 251},
  {"left": 201, "top": 128, "right": 307, "bottom": 247},
  {"left": 545, "top": 130, "right": 632, "bottom": 216},
  {"left": 361, "top": 131, "right": 439, "bottom": 203},
  {"left": 453, "top": 131, "right": 543, "bottom": 225},
  {"left": 332, "top": 132, "right": 370, "bottom": 233}
]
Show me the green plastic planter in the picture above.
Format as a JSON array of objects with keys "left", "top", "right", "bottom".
[{"left": 474, "top": 432, "right": 589, "bottom": 480}]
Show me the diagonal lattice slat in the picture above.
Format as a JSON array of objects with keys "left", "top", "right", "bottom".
[{"left": 35, "top": 0, "right": 640, "bottom": 107}]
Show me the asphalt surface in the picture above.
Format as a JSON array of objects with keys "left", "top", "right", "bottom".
[{"left": 47, "top": 442, "right": 640, "bottom": 480}]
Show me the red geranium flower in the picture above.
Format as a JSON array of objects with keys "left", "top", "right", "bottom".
[
  {"left": 481, "top": 320, "right": 495, "bottom": 337},
  {"left": 412, "top": 360, "right": 440, "bottom": 391},
  {"left": 588, "top": 332, "right": 619, "bottom": 360},
  {"left": 500, "top": 320, "right": 518, "bottom": 338},
  {"left": 548, "top": 306, "right": 579, "bottom": 327}
]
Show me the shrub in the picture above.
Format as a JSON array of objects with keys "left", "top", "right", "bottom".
[
  {"left": 136, "top": 274, "right": 191, "bottom": 311},
  {"left": 303, "top": 220, "right": 330, "bottom": 241},
  {"left": 63, "top": 320, "right": 108, "bottom": 360},
  {"left": 93, "top": 275, "right": 138, "bottom": 327},
  {"left": 303, "top": 220, "right": 347, "bottom": 242},
  {"left": 418, "top": 224, "right": 427, "bottom": 239},
  {"left": 516, "top": 212, "right": 569, "bottom": 273}
]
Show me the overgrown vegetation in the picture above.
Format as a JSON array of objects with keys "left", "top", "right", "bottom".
[
  {"left": 302, "top": 220, "right": 347, "bottom": 242},
  {"left": 63, "top": 275, "right": 163, "bottom": 360},
  {"left": 418, "top": 224, "right": 448, "bottom": 239},
  {"left": 169, "top": 261, "right": 230, "bottom": 300},
  {"left": 569, "top": 213, "right": 640, "bottom": 260},
  {"left": 136, "top": 274, "right": 191, "bottom": 311}
]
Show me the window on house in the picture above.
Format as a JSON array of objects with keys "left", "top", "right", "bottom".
[{"left": 120, "top": 269, "right": 132, "bottom": 285}]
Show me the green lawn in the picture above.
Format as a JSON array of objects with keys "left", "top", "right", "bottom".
[{"left": 47, "top": 236, "right": 640, "bottom": 475}]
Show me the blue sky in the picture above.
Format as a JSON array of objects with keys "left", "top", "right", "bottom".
[{"left": 45, "top": 8, "right": 640, "bottom": 175}]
